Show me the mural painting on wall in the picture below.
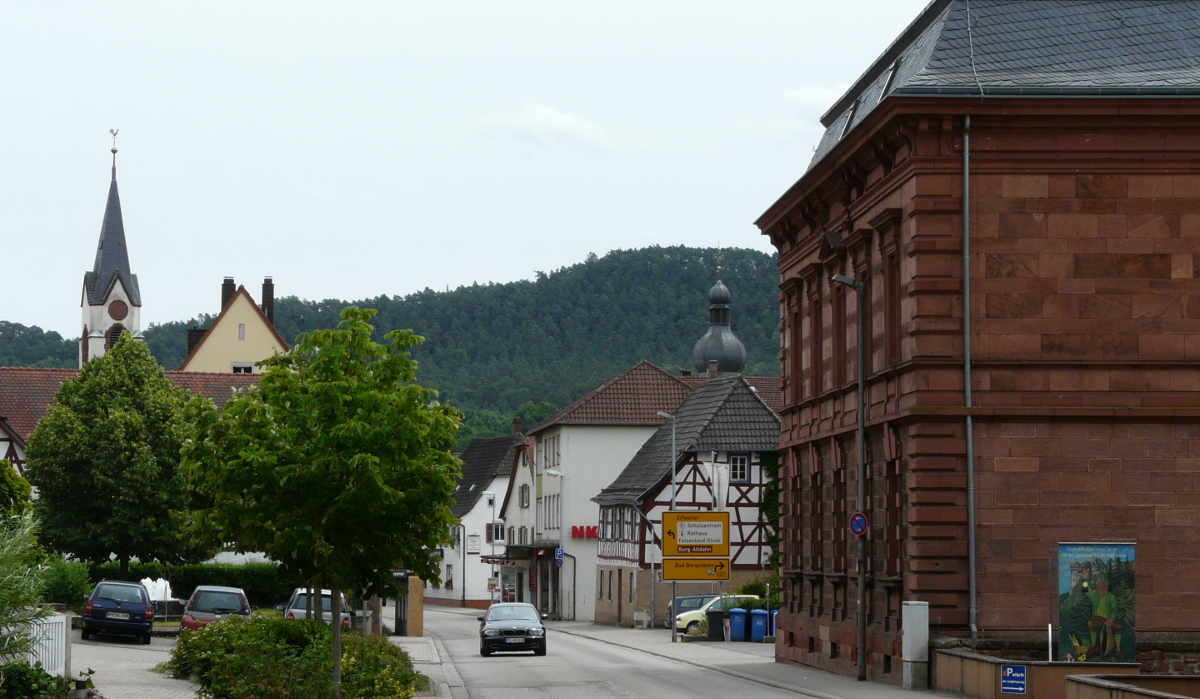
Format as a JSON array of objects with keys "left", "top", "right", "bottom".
[{"left": 1058, "top": 543, "right": 1136, "bottom": 663}]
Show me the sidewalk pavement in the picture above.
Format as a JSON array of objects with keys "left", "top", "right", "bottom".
[
  {"left": 388, "top": 633, "right": 465, "bottom": 698},
  {"left": 424, "top": 605, "right": 942, "bottom": 699}
]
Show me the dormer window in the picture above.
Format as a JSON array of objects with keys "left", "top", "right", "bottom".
[
  {"left": 839, "top": 100, "right": 860, "bottom": 140},
  {"left": 878, "top": 58, "right": 901, "bottom": 104}
]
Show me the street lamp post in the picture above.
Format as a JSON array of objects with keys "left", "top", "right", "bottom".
[
  {"left": 484, "top": 491, "right": 497, "bottom": 602},
  {"left": 832, "top": 272, "right": 868, "bottom": 682},
  {"left": 657, "top": 410, "right": 678, "bottom": 643}
]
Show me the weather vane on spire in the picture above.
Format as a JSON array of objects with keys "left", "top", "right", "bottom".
[{"left": 109, "top": 130, "right": 119, "bottom": 177}]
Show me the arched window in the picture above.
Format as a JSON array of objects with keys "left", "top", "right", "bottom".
[{"left": 105, "top": 324, "right": 126, "bottom": 351}]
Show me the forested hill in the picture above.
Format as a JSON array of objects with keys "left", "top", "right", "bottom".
[{"left": 2, "top": 246, "right": 779, "bottom": 443}]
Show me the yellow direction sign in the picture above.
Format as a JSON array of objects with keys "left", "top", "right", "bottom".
[
  {"left": 663, "top": 511, "right": 729, "bottom": 557},
  {"left": 662, "top": 557, "right": 730, "bottom": 581}
]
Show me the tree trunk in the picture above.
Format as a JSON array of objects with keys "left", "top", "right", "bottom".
[
  {"left": 119, "top": 553, "right": 129, "bottom": 578},
  {"left": 331, "top": 588, "right": 343, "bottom": 699},
  {"left": 369, "top": 595, "right": 382, "bottom": 636},
  {"left": 305, "top": 585, "right": 314, "bottom": 620}
]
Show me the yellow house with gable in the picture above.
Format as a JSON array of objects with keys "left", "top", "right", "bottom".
[{"left": 179, "top": 277, "right": 289, "bottom": 373}]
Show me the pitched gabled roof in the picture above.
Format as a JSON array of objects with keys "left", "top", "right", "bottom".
[
  {"left": 810, "top": 0, "right": 1200, "bottom": 169},
  {"left": 594, "top": 375, "right": 780, "bottom": 506},
  {"left": 0, "top": 366, "right": 260, "bottom": 444},
  {"left": 84, "top": 170, "right": 141, "bottom": 307},
  {"left": 681, "top": 374, "right": 783, "bottom": 414},
  {"left": 529, "top": 361, "right": 693, "bottom": 433},
  {"left": 453, "top": 435, "right": 522, "bottom": 518},
  {"left": 178, "top": 285, "right": 290, "bottom": 370}
]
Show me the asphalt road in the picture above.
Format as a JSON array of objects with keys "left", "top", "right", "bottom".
[{"left": 426, "top": 608, "right": 799, "bottom": 699}]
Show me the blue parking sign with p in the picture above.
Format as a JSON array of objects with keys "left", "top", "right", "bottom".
[{"left": 1000, "top": 664, "right": 1026, "bottom": 694}]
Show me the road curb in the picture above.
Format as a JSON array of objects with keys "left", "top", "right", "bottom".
[
  {"left": 549, "top": 626, "right": 845, "bottom": 699},
  {"left": 426, "top": 629, "right": 468, "bottom": 699}
]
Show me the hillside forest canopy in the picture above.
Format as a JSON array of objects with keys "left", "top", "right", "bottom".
[{"left": 1, "top": 246, "right": 780, "bottom": 445}]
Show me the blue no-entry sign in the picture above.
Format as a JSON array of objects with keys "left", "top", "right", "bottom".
[
  {"left": 1000, "top": 664, "right": 1027, "bottom": 694},
  {"left": 849, "top": 512, "right": 869, "bottom": 537}
]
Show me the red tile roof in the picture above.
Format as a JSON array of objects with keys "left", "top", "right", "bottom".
[
  {"left": 529, "top": 360, "right": 783, "bottom": 434},
  {"left": 530, "top": 361, "right": 693, "bottom": 433},
  {"left": 0, "top": 366, "right": 260, "bottom": 444}
]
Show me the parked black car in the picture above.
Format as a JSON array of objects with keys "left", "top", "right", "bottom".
[
  {"left": 478, "top": 603, "right": 547, "bottom": 657},
  {"left": 81, "top": 580, "right": 154, "bottom": 644}
]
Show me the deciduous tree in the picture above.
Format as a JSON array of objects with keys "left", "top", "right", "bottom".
[
  {"left": 25, "top": 334, "right": 206, "bottom": 575},
  {"left": 183, "top": 307, "right": 461, "bottom": 697}
]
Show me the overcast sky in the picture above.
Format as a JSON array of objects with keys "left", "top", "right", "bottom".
[{"left": 2, "top": 0, "right": 929, "bottom": 338}]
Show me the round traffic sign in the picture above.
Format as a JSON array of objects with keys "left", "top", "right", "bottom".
[{"left": 849, "top": 512, "right": 869, "bottom": 536}]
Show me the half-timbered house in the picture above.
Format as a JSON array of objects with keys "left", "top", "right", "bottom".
[{"left": 593, "top": 375, "right": 780, "bottom": 627}]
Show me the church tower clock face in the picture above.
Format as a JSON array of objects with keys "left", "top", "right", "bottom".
[{"left": 108, "top": 300, "right": 128, "bottom": 321}]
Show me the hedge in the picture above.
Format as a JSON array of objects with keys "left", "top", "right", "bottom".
[{"left": 90, "top": 561, "right": 302, "bottom": 607}]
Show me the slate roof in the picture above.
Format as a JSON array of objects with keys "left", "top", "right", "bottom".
[
  {"left": 810, "top": 0, "right": 1200, "bottom": 169},
  {"left": 84, "top": 170, "right": 141, "bottom": 307},
  {"left": 681, "top": 374, "right": 783, "bottom": 414},
  {"left": 593, "top": 375, "right": 780, "bottom": 506},
  {"left": 453, "top": 435, "right": 522, "bottom": 518},
  {"left": 0, "top": 367, "right": 260, "bottom": 445}
]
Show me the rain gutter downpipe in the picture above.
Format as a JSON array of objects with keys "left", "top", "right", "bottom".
[{"left": 963, "top": 114, "right": 978, "bottom": 644}]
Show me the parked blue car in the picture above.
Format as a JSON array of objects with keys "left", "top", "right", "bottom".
[{"left": 81, "top": 580, "right": 154, "bottom": 644}]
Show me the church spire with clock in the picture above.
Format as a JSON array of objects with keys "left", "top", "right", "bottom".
[{"left": 80, "top": 134, "right": 142, "bottom": 366}]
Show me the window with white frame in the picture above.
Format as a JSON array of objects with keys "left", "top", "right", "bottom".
[
  {"left": 493, "top": 522, "right": 505, "bottom": 542},
  {"left": 445, "top": 564, "right": 454, "bottom": 590},
  {"left": 730, "top": 454, "right": 750, "bottom": 483},
  {"left": 520, "top": 484, "right": 530, "bottom": 508}
]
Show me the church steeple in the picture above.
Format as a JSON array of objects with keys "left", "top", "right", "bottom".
[{"left": 80, "top": 130, "right": 142, "bottom": 366}]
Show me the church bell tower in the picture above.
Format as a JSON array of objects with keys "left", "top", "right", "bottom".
[{"left": 80, "top": 131, "right": 142, "bottom": 366}]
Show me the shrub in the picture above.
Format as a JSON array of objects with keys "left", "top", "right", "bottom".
[
  {"left": 341, "top": 634, "right": 421, "bottom": 699},
  {"left": 90, "top": 561, "right": 300, "bottom": 607},
  {"left": 41, "top": 557, "right": 90, "bottom": 611},
  {"left": 169, "top": 615, "right": 420, "bottom": 698},
  {"left": 0, "top": 662, "right": 70, "bottom": 699}
]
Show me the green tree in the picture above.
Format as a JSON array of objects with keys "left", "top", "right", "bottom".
[
  {"left": 24, "top": 334, "right": 208, "bottom": 576},
  {"left": 0, "top": 462, "right": 31, "bottom": 516},
  {"left": 0, "top": 512, "right": 49, "bottom": 662},
  {"left": 183, "top": 306, "right": 461, "bottom": 697}
]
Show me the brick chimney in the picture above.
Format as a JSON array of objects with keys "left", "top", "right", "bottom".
[
  {"left": 261, "top": 277, "right": 275, "bottom": 325},
  {"left": 221, "top": 277, "right": 236, "bottom": 309},
  {"left": 511, "top": 416, "right": 524, "bottom": 436},
  {"left": 186, "top": 327, "right": 206, "bottom": 354}
]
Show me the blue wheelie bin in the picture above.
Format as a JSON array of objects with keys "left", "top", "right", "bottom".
[
  {"left": 750, "top": 609, "right": 769, "bottom": 642},
  {"left": 728, "top": 608, "right": 748, "bottom": 641}
]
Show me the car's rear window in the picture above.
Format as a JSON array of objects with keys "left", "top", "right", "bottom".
[
  {"left": 94, "top": 584, "right": 145, "bottom": 604},
  {"left": 191, "top": 590, "right": 246, "bottom": 613},
  {"left": 291, "top": 594, "right": 333, "bottom": 612}
]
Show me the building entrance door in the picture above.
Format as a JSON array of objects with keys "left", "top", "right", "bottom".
[{"left": 517, "top": 571, "right": 525, "bottom": 603}]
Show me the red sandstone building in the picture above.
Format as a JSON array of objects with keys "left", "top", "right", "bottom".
[{"left": 756, "top": 0, "right": 1200, "bottom": 682}]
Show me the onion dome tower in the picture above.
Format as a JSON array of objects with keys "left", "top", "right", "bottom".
[{"left": 691, "top": 280, "right": 747, "bottom": 375}]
